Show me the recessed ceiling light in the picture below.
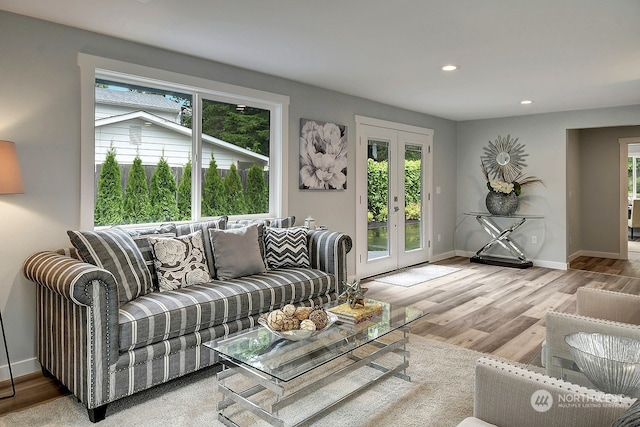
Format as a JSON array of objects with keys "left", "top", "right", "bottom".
[
  {"left": 441, "top": 65, "right": 459, "bottom": 71},
  {"left": 520, "top": 100, "right": 533, "bottom": 105}
]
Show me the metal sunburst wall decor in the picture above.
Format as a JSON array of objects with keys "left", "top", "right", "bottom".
[{"left": 481, "top": 134, "right": 528, "bottom": 182}]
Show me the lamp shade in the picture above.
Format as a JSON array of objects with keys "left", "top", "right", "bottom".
[{"left": 0, "top": 141, "right": 24, "bottom": 194}]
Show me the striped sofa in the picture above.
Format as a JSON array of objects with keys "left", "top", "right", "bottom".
[{"left": 22, "top": 219, "right": 352, "bottom": 422}]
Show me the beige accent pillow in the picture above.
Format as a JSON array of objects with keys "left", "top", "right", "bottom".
[
  {"left": 209, "top": 225, "right": 267, "bottom": 280},
  {"left": 148, "top": 230, "right": 211, "bottom": 291}
]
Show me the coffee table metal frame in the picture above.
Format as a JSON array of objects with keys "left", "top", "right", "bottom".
[{"left": 205, "top": 299, "right": 424, "bottom": 427}]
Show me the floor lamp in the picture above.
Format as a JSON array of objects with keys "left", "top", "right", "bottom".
[{"left": 0, "top": 140, "right": 23, "bottom": 399}]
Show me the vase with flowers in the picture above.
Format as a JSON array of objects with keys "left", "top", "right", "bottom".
[{"left": 481, "top": 160, "right": 543, "bottom": 216}]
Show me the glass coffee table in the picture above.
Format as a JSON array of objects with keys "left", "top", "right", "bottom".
[{"left": 203, "top": 299, "right": 425, "bottom": 427}]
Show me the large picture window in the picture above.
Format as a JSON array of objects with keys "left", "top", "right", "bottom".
[{"left": 80, "top": 54, "right": 289, "bottom": 228}]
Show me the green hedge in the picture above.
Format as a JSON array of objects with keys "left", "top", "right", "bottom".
[
  {"left": 95, "top": 151, "right": 267, "bottom": 226},
  {"left": 367, "top": 159, "right": 422, "bottom": 223}
]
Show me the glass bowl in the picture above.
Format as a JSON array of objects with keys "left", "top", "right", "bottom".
[{"left": 565, "top": 332, "right": 640, "bottom": 397}]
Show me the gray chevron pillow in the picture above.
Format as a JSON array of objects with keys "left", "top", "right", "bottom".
[{"left": 264, "top": 227, "right": 310, "bottom": 269}]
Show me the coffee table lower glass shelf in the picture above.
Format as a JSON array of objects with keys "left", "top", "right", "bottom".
[{"left": 203, "top": 299, "right": 425, "bottom": 427}]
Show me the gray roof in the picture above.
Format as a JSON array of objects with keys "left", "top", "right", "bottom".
[{"left": 95, "top": 87, "right": 182, "bottom": 112}]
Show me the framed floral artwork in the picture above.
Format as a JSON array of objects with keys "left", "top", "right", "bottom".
[{"left": 299, "top": 118, "right": 347, "bottom": 190}]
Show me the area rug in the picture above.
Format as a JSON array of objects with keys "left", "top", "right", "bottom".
[
  {"left": 0, "top": 336, "right": 482, "bottom": 427},
  {"left": 374, "top": 264, "right": 461, "bottom": 287}
]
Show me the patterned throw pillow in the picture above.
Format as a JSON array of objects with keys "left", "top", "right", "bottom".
[
  {"left": 147, "top": 230, "right": 211, "bottom": 291},
  {"left": 123, "top": 224, "right": 177, "bottom": 290},
  {"left": 67, "top": 228, "right": 153, "bottom": 306},
  {"left": 209, "top": 225, "right": 267, "bottom": 280},
  {"left": 175, "top": 217, "right": 227, "bottom": 278},
  {"left": 264, "top": 227, "right": 310, "bottom": 269}
]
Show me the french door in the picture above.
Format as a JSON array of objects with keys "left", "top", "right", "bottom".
[{"left": 355, "top": 117, "right": 433, "bottom": 278}]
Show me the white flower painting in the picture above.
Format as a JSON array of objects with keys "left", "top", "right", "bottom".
[{"left": 299, "top": 119, "right": 347, "bottom": 190}]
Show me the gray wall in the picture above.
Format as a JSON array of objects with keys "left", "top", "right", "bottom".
[
  {"left": 3, "top": 9, "right": 640, "bottom": 381},
  {"left": 576, "top": 126, "right": 640, "bottom": 256},
  {"left": 0, "top": 11, "right": 457, "bottom": 378},
  {"left": 457, "top": 110, "right": 640, "bottom": 268}
]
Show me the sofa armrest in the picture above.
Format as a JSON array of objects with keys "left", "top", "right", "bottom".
[
  {"left": 23, "top": 250, "right": 121, "bottom": 408},
  {"left": 577, "top": 287, "right": 640, "bottom": 324},
  {"left": 473, "top": 357, "right": 634, "bottom": 427},
  {"left": 306, "top": 230, "right": 352, "bottom": 291},
  {"left": 544, "top": 311, "right": 640, "bottom": 385},
  {"left": 23, "top": 251, "right": 118, "bottom": 306}
]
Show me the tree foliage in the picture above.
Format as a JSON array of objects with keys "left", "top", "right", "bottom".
[
  {"left": 218, "top": 107, "right": 270, "bottom": 156},
  {"left": 177, "top": 159, "right": 192, "bottom": 220},
  {"left": 246, "top": 164, "right": 268, "bottom": 214},
  {"left": 95, "top": 155, "right": 270, "bottom": 224},
  {"left": 367, "top": 159, "right": 389, "bottom": 222},
  {"left": 202, "top": 155, "right": 225, "bottom": 216},
  {"left": 223, "top": 163, "right": 247, "bottom": 214},
  {"left": 150, "top": 156, "right": 179, "bottom": 221},
  {"left": 367, "top": 159, "right": 422, "bottom": 222},
  {"left": 123, "top": 155, "right": 152, "bottom": 223},
  {"left": 187, "top": 101, "right": 270, "bottom": 156},
  {"left": 95, "top": 148, "right": 124, "bottom": 226}
]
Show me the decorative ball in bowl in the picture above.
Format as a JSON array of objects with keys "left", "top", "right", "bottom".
[
  {"left": 258, "top": 305, "right": 337, "bottom": 341},
  {"left": 565, "top": 332, "right": 640, "bottom": 397}
]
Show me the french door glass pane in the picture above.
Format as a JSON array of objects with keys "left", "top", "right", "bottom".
[
  {"left": 405, "top": 144, "right": 422, "bottom": 252},
  {"left": 367, "top": 139, "right": 390, "bottom": 260}
]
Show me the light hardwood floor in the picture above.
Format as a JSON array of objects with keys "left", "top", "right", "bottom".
[
  {"left": 365, "top": 255, "right": 640, "bottom": 367},
  {"left": 2, "top": 254, "right": 640, "bottom": 416}
]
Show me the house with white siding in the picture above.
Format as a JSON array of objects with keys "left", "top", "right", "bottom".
[{"left": 94, "top": 88, "right": 268, "bottom": 170}]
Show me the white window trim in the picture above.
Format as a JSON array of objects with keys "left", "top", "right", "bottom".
[{"left": 78, "top": 53, "right": 289, "bottom": 229}]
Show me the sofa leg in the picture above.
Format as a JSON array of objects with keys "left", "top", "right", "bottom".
[
  {"left": 88, "top": 405, "right": 108, "bottom": 423},
  {"left": 41, "top": 366, "right": 54, "bottom": 379}
]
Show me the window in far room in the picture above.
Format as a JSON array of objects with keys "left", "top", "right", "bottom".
[
  {"left": 79, "top": 54, "right": 289, "bottom": 228},
  {"left": 628, "top": 154, "right": 640, "bottom": 202}
]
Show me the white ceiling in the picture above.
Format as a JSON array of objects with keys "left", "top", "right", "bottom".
[{"left": 2, "top": 0, "right": 639, "bottom": 121}]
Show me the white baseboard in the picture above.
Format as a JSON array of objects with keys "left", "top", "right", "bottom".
[
  {"left": 453, "top": 250, "right": 567, "bottom": 270},
  {"left": 535, "top": 259, "right": 568, "bottom": 270},
  {"left": 571, "top": 249, "right": 624, "bottom": 260},
  {"left": 0, "top": 356, "right": 40, "bottom": 382},
  {"left": 454, "top": 249, "right": 475, "bottom": 259},
  {"left": 567, "top": 251, "right": 581, "bottom": 262},
  {"left": 430, "top": 251, "right": 455, "bottom": 263}
]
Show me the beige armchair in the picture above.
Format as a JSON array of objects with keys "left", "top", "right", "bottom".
[
  {"left": 461, "top": 288, "right": 640, "bottom": 426},
  {"left": 457, "top": 357, "right": 635, "bottom": 427},
  {"left": 544, "top": 287, "right": 640, "bottom": 387}
]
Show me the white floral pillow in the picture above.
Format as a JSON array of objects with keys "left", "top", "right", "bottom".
[{"left": 148, "top": 230, "right": 211, "bottom": 291}]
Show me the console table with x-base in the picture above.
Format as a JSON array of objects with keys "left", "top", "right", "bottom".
[{"left": 464, "top": 211, "right": 544, "bottom": 269}]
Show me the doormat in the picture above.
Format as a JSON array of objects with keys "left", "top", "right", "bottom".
[{"left": 373, "top": 264, "right": 460, "bottom": 287}]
